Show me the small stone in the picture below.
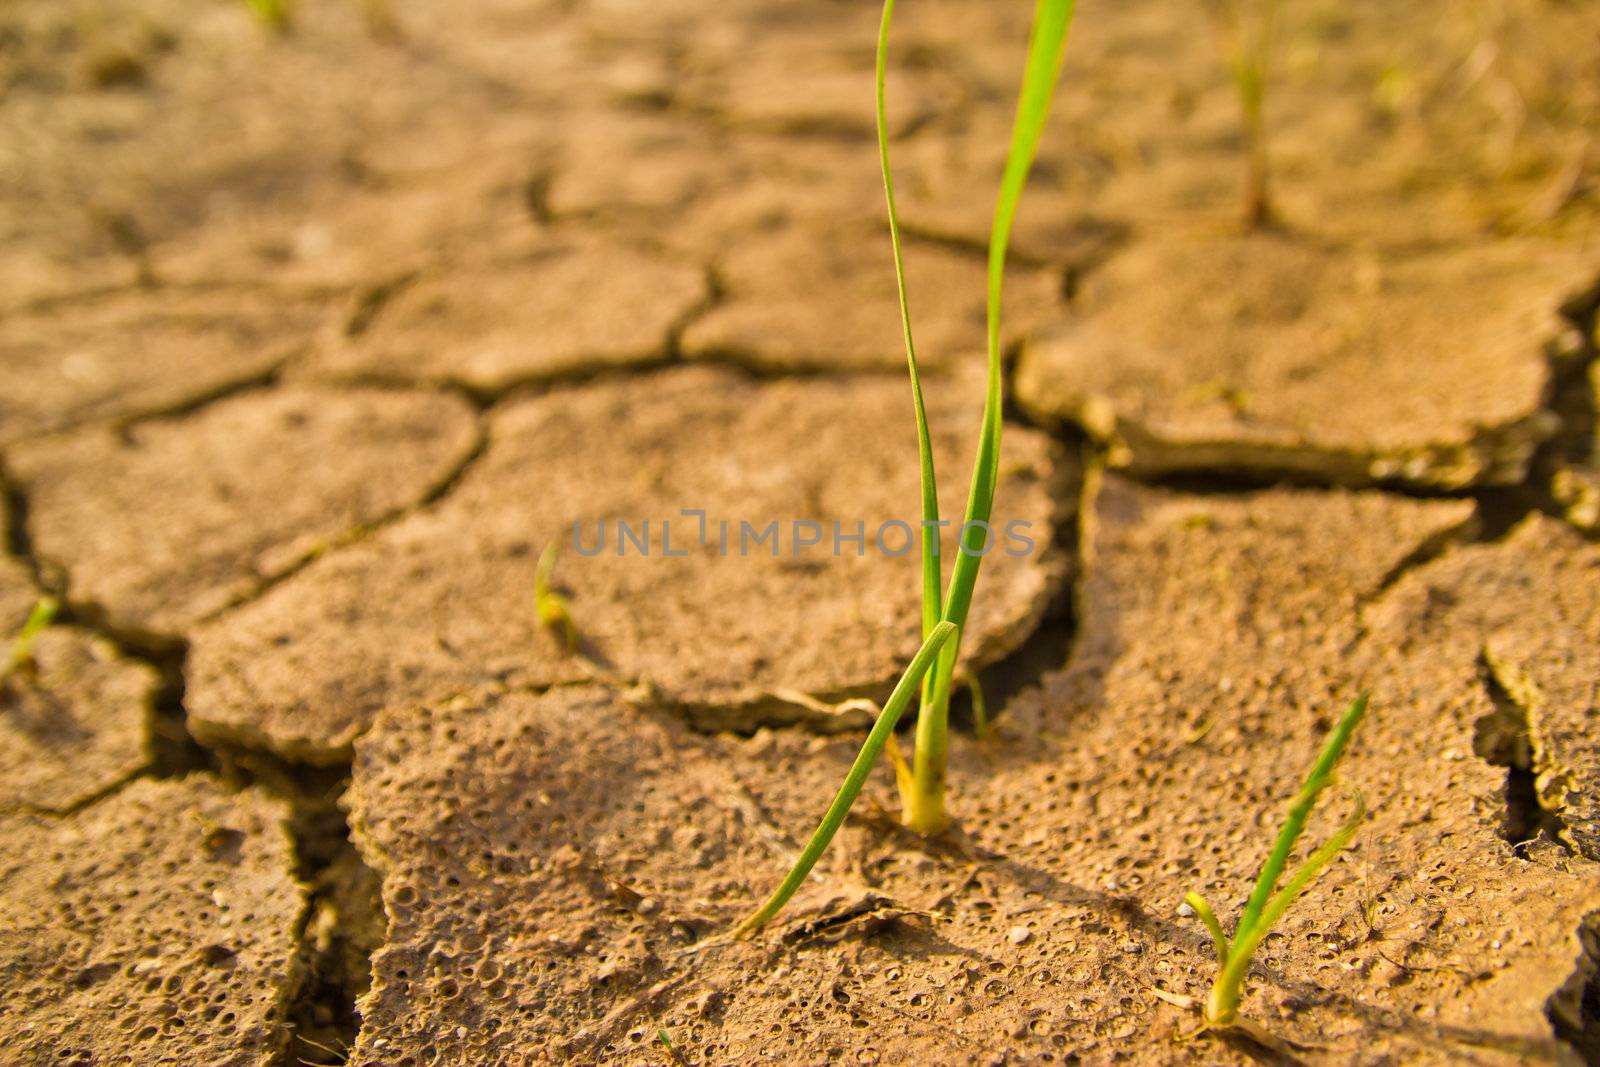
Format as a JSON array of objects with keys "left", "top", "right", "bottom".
[{"left": 1007, "top": 926, "right": 1032, "bottom": 945}]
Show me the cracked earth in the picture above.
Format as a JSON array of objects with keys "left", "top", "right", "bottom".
[{"left": 2, "top": 0, "right": 1599, "bottom": 1064}]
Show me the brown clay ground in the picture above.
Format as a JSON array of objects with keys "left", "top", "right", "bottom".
[{"left": 1, "top": 0, "right": 1598, "bottom": 1065}]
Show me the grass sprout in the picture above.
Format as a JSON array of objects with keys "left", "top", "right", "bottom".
[
  {"left": 1203, "top": 0, "right": 1282, "bottom": 228},
  {"left": 735, "top": 0, "right": 1076, "bottom": 937},
  {"left": 2, "top": 596, "right": 60, "bottom": 684},
  {"left": 1185, "top": 692, "right": 1370, "bottom": 1029},
  {"left": 655, "top": 1028, "right": 687, "bottom": 1067},
  {"left": 535, "top": 543, "right": 579, "bottom": 654},
  {"left": 732, "top": 621, "right": 957, "bottom": 939},
  {"left": 244, "top": 0, "right": 291, "bottom": 33},
  {"left": 887, "top": 0, "right": 1076, "bottom": 835}
]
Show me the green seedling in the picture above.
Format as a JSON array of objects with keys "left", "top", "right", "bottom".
[
  {"left": 733, "top": 621, "right": 957, "bottom": 938},
  {"left": 1184, "top": 693, "right": 1370, "bottom": 1030},
  {"left": 1203, "top": 0, "right": 1282, "bottom": 228},
  {"left": 655, "top": 1028, "right": 687, "bottom": 1067},
  {"left": 244, "top": 0, "right": 290, "bottom": 33},
  {"left": 888, "top": 0, "right": 1074, "bottom": 834},
  {"left": 1, "top": 596, "right": 60, "bottom": 684},
  {"left": 735, "top": 0, "right": 1076, "bottom": 937},
  {"left": 535, "top": 543, "right": 579, "bottom": 653}
]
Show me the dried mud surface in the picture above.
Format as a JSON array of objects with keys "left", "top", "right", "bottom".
[
  {"left": 12, "top": 386, "right": 480, "bottom": 637},
  {"left": 0, "top": 289, "right": 323, "bottom": 446},
  {"left": 342, "top": 479, "right": 1600, "bottom": 1066},
  {"left": 0, "top": 777, "right": 305, "bottom": 1065},
  {"left": 186, "top": 366, "right": 1069, "bottom": 763},
  {"left": 0, "top": 626, "right": 158, "bottom": 813},
  {"left": 3, "top": 0, "right": 1599, "bottom": 1063},
  {"left": 309, "top": 236, "right": 708, "bottom": 393},
  {"left": 1365, "top": 516, "right": 1600, "bottom": 862},
  {"left": 1014, "top": 237, "right": 1594, "bottom": 488},
  {"left": 680, "top": 222, "right": 1064, "bottom": 374}
]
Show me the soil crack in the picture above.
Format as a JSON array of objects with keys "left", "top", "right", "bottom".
[
  {"left": 960, "top": 444, "right": 1088, "bottom": 732},
  {"left": 0, "top": 460, "right": 42, "bottom": 588},
  {"left": 1473, "top": 654, "right": 1571, "bottom": 854},
  {"left": 1548, "top": 912, "right": 1600, "bottom": 1064},
  {"left": 0, "top": 580, "right": 379, "bottom": 1065},
  {"left": 190, "top": 400, "right": 490, "bottom": 627},
  {"left": 158, "top": 673, "right": 380, "bottom": 1067},
  {"left": 243, "top": 754, "right": 381, "bottom": 1067}
]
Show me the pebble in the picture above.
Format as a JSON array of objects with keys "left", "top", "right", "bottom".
[{"left": 1007, "top": 926, "right": 1032, "bottom": 945}]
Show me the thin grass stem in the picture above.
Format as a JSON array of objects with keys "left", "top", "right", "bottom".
[
  {"left": 733, "top": 621, "right": 957, "bottom": 938},
  {"left": 874, "top": 0, "right": 943, "bottom": 655},
  {"left": 2, "top": 596, "right": 60, "bottom": 681},
  {"left": 1208, "top": 791, "right": 1367, "bottom": 1026},
  {"left": 656, "top": 1028, "right": 688, "bottom": 1067},
  {"left": 535, "top": 543, "right": 579, "bottom": 653},
  {"left": 1189, "top": 693, "right": 1371, "bottom": 1028},
  {"left": 1184, "top": 892, "right": 1231, "bottom": 966},
  {"left": 904, "top": 0, "right": 1077, "bottom": 835},
  {"left": 1234, "top": 693, "right": 1368, "bottom": 941}
]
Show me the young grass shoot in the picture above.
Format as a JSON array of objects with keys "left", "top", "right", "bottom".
[
  {"left": 535, "top": 543, "right": 579, "bottom": 654},
  {"left": 1203, "top": 0, "right": 1283, "bottom": 228},
  {"left": 734, "top": 0, "right": 1077, "bottom": 937},
  {"left": 1184, "top": 692, "right": 1370, "bottom": 1030},
  {"left": 1, "top": 596, "right": 60, "bottom": 686},
  {"left": 244, "top": 0, "right": 291, "bottom": 34}
]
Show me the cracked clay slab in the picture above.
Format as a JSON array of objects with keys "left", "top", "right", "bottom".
[
  {"left": 0, "top": 776, "right": 304, "bottom": 1066},
  {"left": 1364, "top": 514, "right": 1600, "bottom": 862},
  {"left": 673, "top": 20, "right": 961, "bottom": 139},
  {"left": 681, "top": 220, "right": 1063, "bottom": 373},
  {"left": 310, "top": 235, "right": 707, "bottom": 394},
  {"left": 542, "top": 108, "right": 756, "bottom": 224},
  {"left": 1, "top": 524, "right": 156, "bottom": 813},
  {"left": 186, "top": 364, "right": 1070, "bottom": 763},
  {"left": 11, "top": 385, "right": 479, "bottom": 638},
  {"left": 1015, "top": 237, "right": 1593, "bottom": 488},
  {"left": 0, "top": 288, "right": 322, "bottom": 446}
]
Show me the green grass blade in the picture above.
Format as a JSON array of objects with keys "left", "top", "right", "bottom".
[
  {"left": 942, "top": 0, "right": 1075, "bottom": 631},
  {"left": 1211, "top": 791, "right": 1367, "bottom": 1026},
  {"left": 535, "top": 543, "right": 579, "bottom": 653},
  {"left": 2, "top": 596, "right": 60, "bottom": 679},
  {"left": 656, "top": 1028, "right": 688, "bottom": 1066},
  {"left": 875, "top": 0, "right": 943, "bottom": 648},
  {"left": 245, "top": 0, "right": 290, "bottom": 32},
  {"left": 1255, "top": 791, "right": 1367, "bottom": 939},
  {"left": 1184, "top": 891, "right": 1231, "bottom": 966},
  {"left": 905, "top": 0, "right": 1076, "bottom": 832},
  {"left": 733, "top": 620, "right": 958, "bottom": 938},
  {"left": 1234, "top": 692, "right": 1369, "bottom": 943}
]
